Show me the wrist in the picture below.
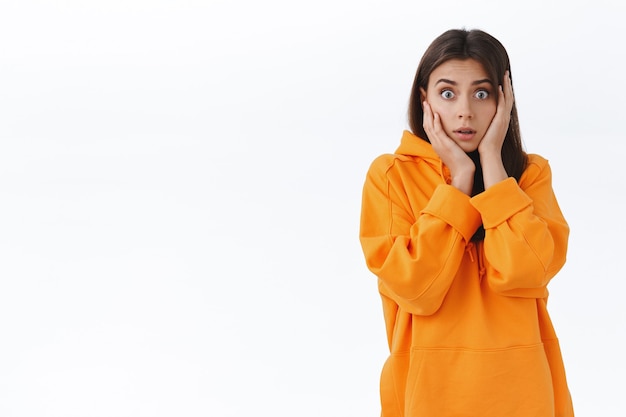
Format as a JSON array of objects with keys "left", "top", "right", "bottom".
[
  {"left": 478, "top": 146, "right": 502, "bottom": 161},
  {"left": 480, "top": 155, "right": 508, "bottom": 189},
  {"left": 450, "top": 167, "right": 475, "bottom": 196}
]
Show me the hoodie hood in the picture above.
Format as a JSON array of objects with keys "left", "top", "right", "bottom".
[
  {"left": 396, "top": 130, "right": 438, "bottom": 159},
  {"left": 397, "top": 130, "right": 449, "bottom": 182}
]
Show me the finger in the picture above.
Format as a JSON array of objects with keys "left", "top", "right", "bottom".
[
  {"left": 496, "top": 82, "right": 513, "bottom": 117},
  {"left": 423, "top": 101, "right": 432, "bottom": 121},
  {"left": 431, "top": 112, "right": 454, "bottom": 151},
  {"left": 432, "top": 111, "right": 444, "bottom": 134},
  {"left": 422, "top": 101, "right": 435, "bottom": 135},
  {"left": 497, "top": 85, "right": 507, "bottom": 113},
  {"left": 503, "top": 71, "right": 514, "bottom": 107},
  {"left": 494, "top": 86, "right": 512, "bottom": 131}
]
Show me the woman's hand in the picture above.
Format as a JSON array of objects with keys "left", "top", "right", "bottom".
[
  {"left": 478, "top": 71, "right": 514, "bottom": 156},
  {"left": 478, "top": 71, "right": 514, "bottom": 188},
  {"left": 423, "top": 100, "right": 475, "bottom": 195}
]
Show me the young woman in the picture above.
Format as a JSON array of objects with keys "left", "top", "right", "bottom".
[{"left": 359, "top": 29, "right": 574, "bottom": 416}]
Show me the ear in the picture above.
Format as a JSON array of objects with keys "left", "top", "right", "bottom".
[{"left": 419, "top": 87, "right": 427, "bottom": 103}]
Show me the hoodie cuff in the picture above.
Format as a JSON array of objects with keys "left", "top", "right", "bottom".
[
  {"left": 421, "top": 184, "right": 482, "bottom": 242},
  {"left": 470, "top": 177, "right": 532, "bottom": 229}
]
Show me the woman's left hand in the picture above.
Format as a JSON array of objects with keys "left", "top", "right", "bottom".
[{"left": 478, "top": 71, "right": 514, "bottom": 156}]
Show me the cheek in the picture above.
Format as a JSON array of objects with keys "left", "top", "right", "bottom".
[
  {"left": 426, "top": 93, "right": 451, "bottom": 116},
  {"left": 481, "top": 101, "right": 497, "bottom": 116},
  {"left": 428, "top": 102, "right": 454, "bottom": 129},
  {"left": 478, "top": 105, "right": 497, "bottom": 127}
]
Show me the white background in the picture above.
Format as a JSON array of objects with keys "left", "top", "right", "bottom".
[{"left": 0, "top": 0, "right": 623, "bottom": 416}]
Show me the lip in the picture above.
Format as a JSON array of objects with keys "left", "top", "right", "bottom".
[{"left": 453, "top": 127, "right": 476, "bottom": 141}]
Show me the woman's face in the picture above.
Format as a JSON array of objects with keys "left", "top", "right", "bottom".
[{"left": 420, "top": 59, "right": 497, "bottom": 152}]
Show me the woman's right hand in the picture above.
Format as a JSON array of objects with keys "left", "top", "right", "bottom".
[{"left": 422, "top": 101, "right": 475, "bottom": 195}]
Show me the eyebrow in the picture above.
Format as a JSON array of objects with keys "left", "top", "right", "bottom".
[{"left": 434, "top": 78, "right": 493, "bottom": 86}]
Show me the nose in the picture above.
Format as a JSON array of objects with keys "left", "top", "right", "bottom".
[{"left": 457, "top": 97, "right": 473, "bottom": 119}]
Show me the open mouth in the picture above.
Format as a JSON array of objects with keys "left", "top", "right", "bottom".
[{"left": 453, "top": 129, "right": 477, "bottom": 141}]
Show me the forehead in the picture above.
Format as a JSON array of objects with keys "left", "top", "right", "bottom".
[{"left": 429, "top": 59, "right": 490, "bottom": 85}]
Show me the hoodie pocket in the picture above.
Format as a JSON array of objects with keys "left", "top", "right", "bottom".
[{"left": 405, "top": 343, "right": 555, "bottom": 417}]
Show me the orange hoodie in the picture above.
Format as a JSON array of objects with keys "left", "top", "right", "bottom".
[{"left": 359, "top": 131, "right": 574, "bottom": 417}]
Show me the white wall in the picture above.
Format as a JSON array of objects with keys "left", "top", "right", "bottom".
[{"left": 0, "top": 0, "right": 623, "bottom": 416}]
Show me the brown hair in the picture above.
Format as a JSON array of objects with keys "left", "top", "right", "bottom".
[{"left": 408, "top": 29, "right": 527, "bottom": 182}]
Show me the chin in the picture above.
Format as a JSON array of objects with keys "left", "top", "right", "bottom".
[{"left": 457, "top": 142, "right": 480, "bottom": 153}]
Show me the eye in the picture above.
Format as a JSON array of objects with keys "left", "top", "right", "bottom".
[
  {"left": 474, "top": 89, "right": 489, "bottom": 100},
  {"left": 440, "top": 89, "right": 455, "bottom": 99}
]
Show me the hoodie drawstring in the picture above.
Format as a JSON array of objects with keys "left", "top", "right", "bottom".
[
  {"left": 465, "top": 242, "right": 475, "bottom": 263},
  {"left": 466, "top": 241, "right": 487, "bottom": 281}
]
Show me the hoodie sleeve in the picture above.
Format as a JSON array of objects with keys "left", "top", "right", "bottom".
[
  {"left": 359, "top": 155, "right": 482, "bottom": 315},
  {"left": 469, "top": 156, "right": 569, "bottom": 298}
]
